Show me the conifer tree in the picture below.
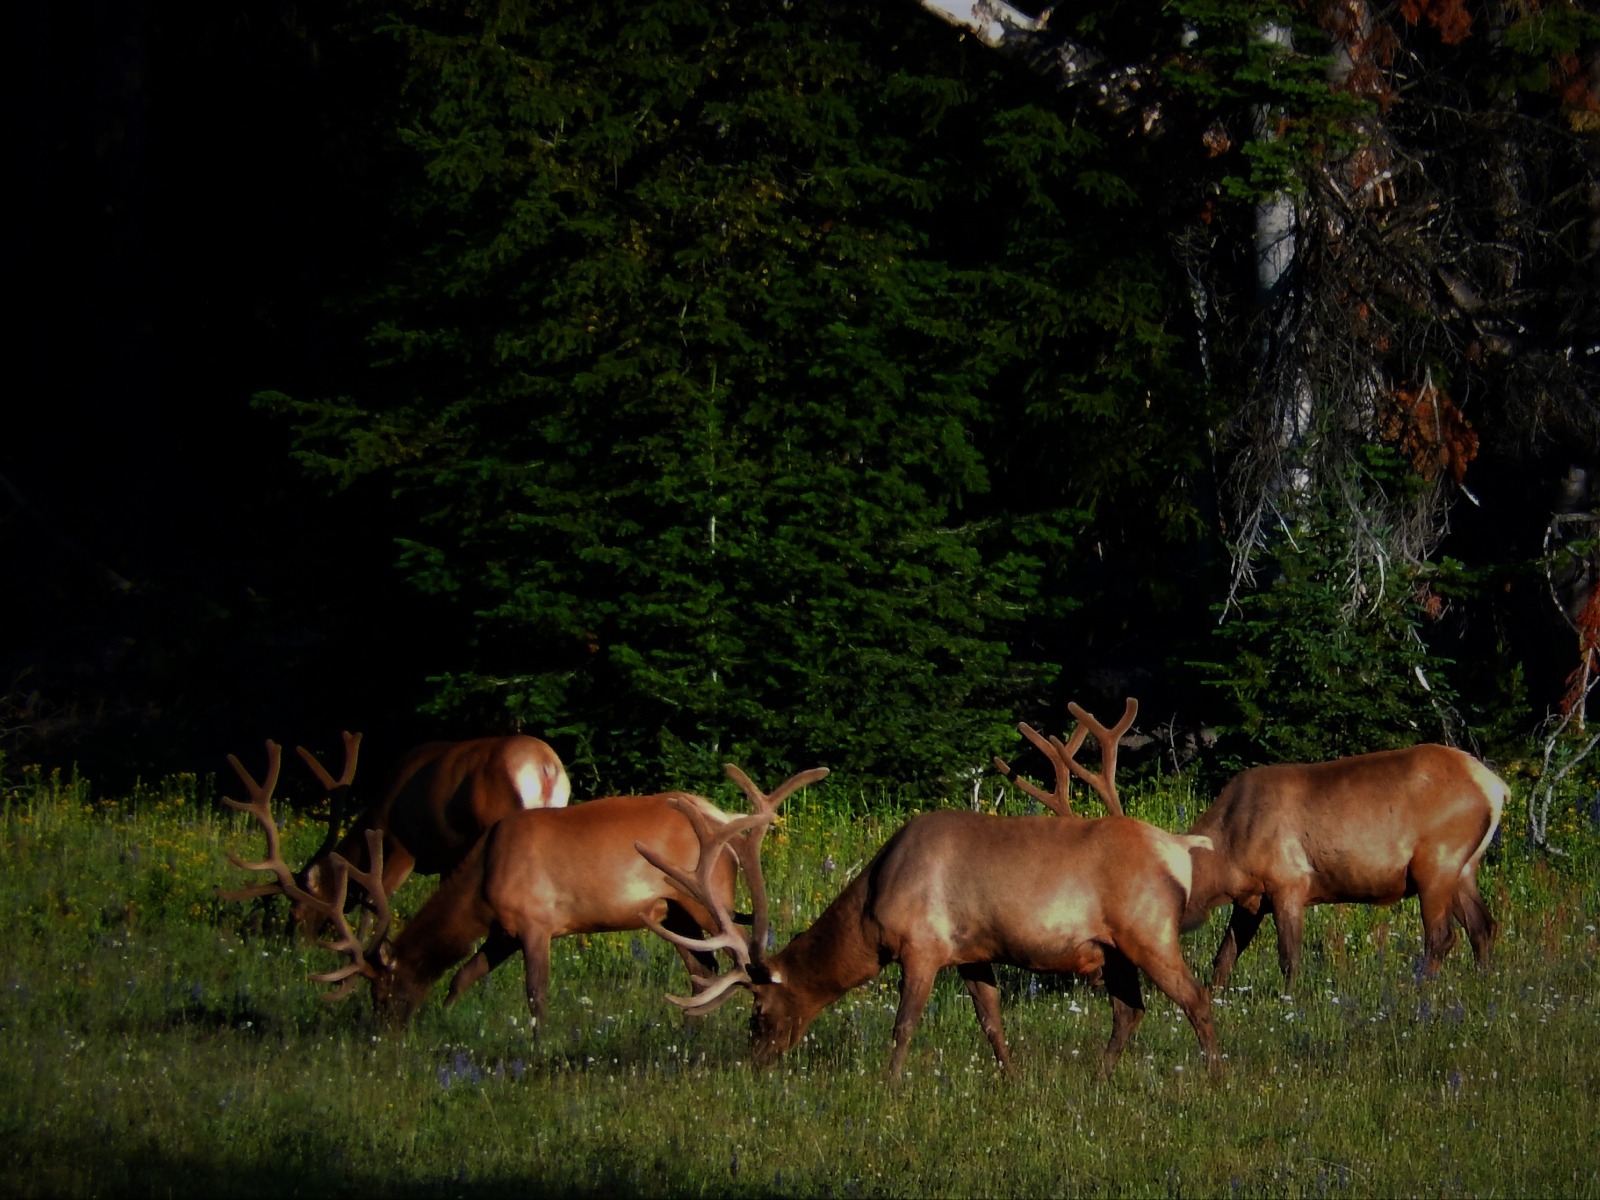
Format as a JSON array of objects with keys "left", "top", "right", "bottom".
[{"left": 264, "top": 0, "right": 1203, "bottom": 789}]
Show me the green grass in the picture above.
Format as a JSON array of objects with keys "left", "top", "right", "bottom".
[{"left": 2, "top": 763, "right": 1598, "bottom": 1197}]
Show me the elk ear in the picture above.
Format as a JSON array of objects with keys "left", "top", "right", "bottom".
[
  {"left": 749, "top": 963, "right": 781, "bottom": 986},
  {"left": 377, "top": 940, "right": 397, "bottom": 970}
]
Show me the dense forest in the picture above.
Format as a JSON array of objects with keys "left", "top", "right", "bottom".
[{"left": 4, "top": 0, "right": 1596, "bottom": 795}]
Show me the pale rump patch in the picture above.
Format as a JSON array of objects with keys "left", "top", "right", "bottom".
[
  {"left": 1461, "top": 757, "right": 1508, "bottom": 868},
  {"left": 1148, "top": 831, "right": 1208, "bottom": 900},
  {"left": 515, "top": 759, "right": 572, "bottom": 809}
]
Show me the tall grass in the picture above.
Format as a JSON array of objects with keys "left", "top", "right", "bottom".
[{"left": 1, "top": 762, "right": 1597, "bottom": 1197}]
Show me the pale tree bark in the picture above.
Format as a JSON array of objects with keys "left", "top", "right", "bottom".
[{"left": 910, "top": 0, "right": 1164, "bottom": 124}]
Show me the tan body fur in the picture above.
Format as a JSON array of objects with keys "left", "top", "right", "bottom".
[
  {"left": 1186, "top": 744, "right": 1507, "bottom": 986},
  {"left": 372, "top": 792, "right": 735, "bottom": 1023},
  {"left": 743, "top": 809, "right": 1219, "bottom": 1078}
]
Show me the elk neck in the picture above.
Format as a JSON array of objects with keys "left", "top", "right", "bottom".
[
  {"left": 765, "top": 867, "right": 884, "bottom": 1009},
  {"left": 389, "top": 846, "right": 496, "bottom": 993}
]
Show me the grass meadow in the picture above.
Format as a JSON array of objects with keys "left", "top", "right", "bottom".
[{"left": 2, "top": 759, "right": 1598, "bottom": 1198}]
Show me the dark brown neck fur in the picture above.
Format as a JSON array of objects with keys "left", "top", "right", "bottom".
[
  {"left": 768, "top": 868, "right": 884, "bottom": 1007},
  {"left": 387, "top": 842, "right": 495, "bottom": 1001}
]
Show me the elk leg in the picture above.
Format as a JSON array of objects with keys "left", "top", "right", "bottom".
[
  {"left": 1210, "top": 900, "right": 1265, "bottom": 989},
  {"left": 445, "top": 930, "right": 519, "bottom": 1006},
  {"left": 659, "top": 899, "right": 721, "bottom": 981},
  {"left": 1098, "top": 949, "right": 1145, "bottom": 1080},
  {"left": 887, "top": 959, "right": 938, "bottom": 1078},
  {"left": 957, "top": 962, "right": 1010, "bottom": 1072},
  {"left": 1270, "top": 893, "right": 1308, "bottom": 987},
  {"left": 1452, "top": 871, "right": 1497, "bottom": 968},
  {"left": 1418, "top": 882, "right": 1458, "bottom": 979},
  {"left": 521, "top": 931, "right": 552, "bottom": 1031},
  {"left": 1130, "top": 940, "right": 1221, "bottom": 1078}
]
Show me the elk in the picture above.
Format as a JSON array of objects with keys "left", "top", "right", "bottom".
[
  {"left": 219, "top": 739, "right": 827, "bottom": 1025},
  {"left": 288, "top": 731, "right": 571, "bottom": 936},
  {"left": 1001, "top": 701, "right": 1508, "bottom": 988},
  {"left": 1185, "top": 745, "right": 1506, "bottom": 988},
  {"left": 641, "top": 760, "right": 1220, "bottom": 1079}
]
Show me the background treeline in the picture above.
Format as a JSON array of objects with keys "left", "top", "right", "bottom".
[{"left": 4, "top": 0, "right": 1596, "bottom": 796}]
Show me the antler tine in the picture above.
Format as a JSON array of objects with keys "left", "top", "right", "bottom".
[
  {"left": 640, "top": 766, "right": 828, "bottom": 1018},
  {"left": 220, "top": 741, "right": 380, "bottom": 998},
  {"left": 660, "top": 968, "right": 751, "bottom": 1015},
  {"left": 721, "top": 765, "right": 828, "bottom": 946},
  {"left": 294, "top": 732, "right": 363, "bottom": 875},
  {"left": 295, "top": 731, "right": 362, "bottom": 791},
  {"left": 305, "top": 860, "right": 368, "bottom": 998},
  {"left": 1061, "top": 698, "right": 1139, "bottom": 817},
  {"left": 637, "top": 800, "right": 772, "bottom": 968},
  {"left": 724, "top": 763, "right": 830, "bottom": 818},
  {"left": 219, "top": 741, "right": 315, "bottom": 901},
  {"left": 637, "top": 862, "right": 765, "bottom": 1014},
  {"left": 307, "top": 830, "right": 392, "bottom": 1002},
  {"left": 993, "top": 722, "right": 1088, "bottom": 816},
  {"left": 338, "top": 828, "right": 393, "bottom": 949}
]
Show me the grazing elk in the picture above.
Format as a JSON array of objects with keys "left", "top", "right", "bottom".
[
  {"left": 1002, "top": 701, "right": 1508, "bottom": 988},
  {"left": 1186, "top": 745, "right": 1506, "bottom": 988},
  {"left": 288, "top": 731, "right": 571, "bottom": 936},
  {"left": 219, "top": 739, "right": 826, "bottom": 1025},
  {"left": 641, "top": 762, "right": 1220, "bottom": 1079}
]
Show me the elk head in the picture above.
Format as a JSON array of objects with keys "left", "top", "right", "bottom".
[
  {"left": 635, "top": 764, "right": 829, "bottom": 1066},
  {"left": 218, "top": 740, "right": 395, "bottom": 1003}
]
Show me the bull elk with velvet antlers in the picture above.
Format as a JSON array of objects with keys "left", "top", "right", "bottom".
[
  {"left": 283, "top": 731, "right": 570, "bottom": 937},
  {"left": 641, "top": 758, "right": 1221, "bottom": 1079},
  {"left": 1000, "top": 700, "right": 1508, "bottom": 988},
  {"left": 219, "top": 740, "right": 826, "bottom": 1024}
]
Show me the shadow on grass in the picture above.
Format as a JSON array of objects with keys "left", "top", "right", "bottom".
[
  {"left": 10, "top": 1130, "right": 719, "bottom": 1199},
  {"left": 158, "top": 995, "right": 280, "bottom": 1036}
]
